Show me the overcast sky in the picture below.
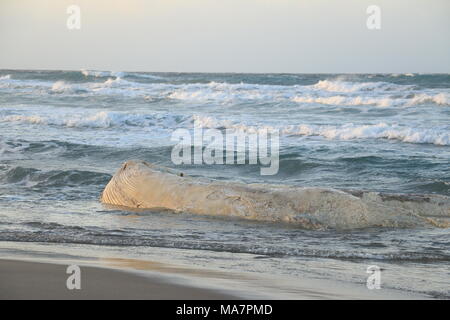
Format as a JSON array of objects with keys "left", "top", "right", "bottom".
[{"left": 1, "top": 0, "right": 449, "bottom": 73}]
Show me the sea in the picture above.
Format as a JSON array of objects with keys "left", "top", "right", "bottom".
[{"left": 0, "top": 70, "right": 449, "bottom": 298}]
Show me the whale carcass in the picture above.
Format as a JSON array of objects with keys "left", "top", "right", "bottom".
[{"left": 101, "top": 160, "right": 450, "bottom": 229}]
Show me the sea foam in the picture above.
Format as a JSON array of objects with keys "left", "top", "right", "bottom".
[
  {"left": 2, "top": 74, "right": 448, "bottom": 108},
  {"left": 311, "top": 80, "right": 415, "bottom": 92},
  {"left": 1, "top": 109, "right": 183, "bottom": 129},
  {"left": 190, "top": 115, "right": 450, "bottom": 146},
  {"left": 3, "top": 109, "right": 449, "bottom": 145}
]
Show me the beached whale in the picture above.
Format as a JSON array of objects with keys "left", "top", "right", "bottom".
[{"left": 101, "top": 160, "right": 450, "bottom": 229}]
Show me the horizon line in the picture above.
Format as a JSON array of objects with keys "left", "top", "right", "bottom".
[{"left": 1, "top": 67, "right": 449, "bottom": 76}]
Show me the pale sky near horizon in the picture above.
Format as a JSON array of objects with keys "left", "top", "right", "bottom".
[{"left": 0, "top": 0, "right": 449, "bottom": 73}]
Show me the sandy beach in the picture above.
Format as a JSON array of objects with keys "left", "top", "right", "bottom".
[{"left": 0, "top": 259, "right": 235, "bottom": 300}]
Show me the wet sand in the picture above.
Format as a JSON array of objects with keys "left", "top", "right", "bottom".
[
  {"left": 0, "top": 257, "right": 429, "bottom": 300},
  {"left": 0, "top": 259, "right": 235, "bottom": 300}
]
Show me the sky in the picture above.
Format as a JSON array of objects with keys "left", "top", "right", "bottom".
[{"left": 0, "top": 0, "right": 449, "bottom": 73}]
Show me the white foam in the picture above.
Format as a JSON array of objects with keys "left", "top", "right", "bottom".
[
  {"left": 2, "top": 105, "right": 448, "bottom": 145},
  {"left": 96, "top": 77, "right": 127, "bottom": 88},
  {"left": 81, "top": 69, "right": 164, "bottom": 80},
  {"left": 311, "top": 80, "right": 413, "bottom": 93},
  {"left": 408, "top": 93, "right": 449, "bottom": 106},
  {"left": 3, "top": 115, "right": 46, "bottom": 125},
  {"left": 51, "top": 81, "right": 71, "bottom": 92},
  {"left": 292, "top": 95, "right": 395, "bottom": 107},
  {"left": 81, "top": 69, "right": 124, "bottom": 78},
  {"left": 191, "top": 115, "right": 450, "bottom": 146},
  {"left": 283, "top": 123, "right": 450, "bottom": 146},
  {"left": 292, "top": 92, "right": 448, "bottom": 107},
  {"left": 130, "top": 73, "right": 165, "bottom": 80},
  {"left": 149, "top": 81, "right": 443, "bottom": 107},
  {"left": 0, "top": 109, "right": 185, "bottom": 129},
  {"left": 3, "top": 74, "right": 448, "bottom": 108},
  {"left": 51, "top": 77, "right": 136, "bottom": 95},
  {"left": 165, "top": 81, "right": 292, "bottom": 103}
]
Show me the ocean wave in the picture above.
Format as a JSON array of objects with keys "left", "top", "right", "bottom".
[
  {"left": 166, "top": 83, "right": 448, "bottom": 106},
  {"left": 292, "top": 93, "right": 449, "bottom": 107},
  {"left": 0, "top": 139, "right": 29, "bottom": 155},
  {"left": 1, "top": 109, "right": 186, "bottom": 129},
  {"left": 281, "top": 123, "right": 450, "bottom": 145},
  {"left": 51, "top": 77, "right": 136, "bottom": 94},
  {"left": 161, "top": 81, "right": 432, "bottom": 105},
  {"left": 191, "top": 115, "right": 450, "bottom": 146},
  {"left": 390, "top": 73, "right": 416, "bottom": 77},
  {"left": 0, "top": 75, "right": 142, "bottom": 95},
  {"left": 163, "top": 81, "right": 292, "bottom": 103},
  {"left": 81, "top": 69, "right": 124, "bottom": 78},
  {"left": 2, "top": 73, "right": 448, "bottom": 107},
  {"left": 407, "top": 93, "right": 449, "bottom": 106},
  {"left": 81, "top": 69, "right": 164, "bottom": 80},
  {"left": 311, "top": 80, "right": 415, "bottom": 93},
  {"left": 0, "top": 75, "right": 51, "bottom": 91},
  {"left": 127, "top": 73, "right": 165, "bottom": 80},
  {"left": 0, "top": 166, "right": 111, "bottom": 188},
  {"left": 291, "top": 95, "right": 397, "bottom": 107},
  {"left": 3, "top": 108, "right": 449, "bottom": 145},
  {"left": 50, "top": 80, "right": 89, "bottom": 93}
]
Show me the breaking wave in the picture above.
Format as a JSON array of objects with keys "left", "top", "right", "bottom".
[
  {"left": 2, "top": 73, "right": 448, "bottom": 107},
  {"left": 291, "top": 92, "right": 449, "bottom": 107},
  {"left": 0, "top": 110, "right": 185, "bottom": 129},
  {"left": 292, "top": 95, "right": 396, "bottom": 107},
  {"left": 311, "top": 79, "right": 416, "bottom": 92},
  {"left": 407, "top": 93, "right": 449, "bottom": 106},
  {"left": 0, "top": 166, "right": 111, "bottom": 188},
  {"left": 191, "top": 115, "right": 450, "bottom": 146},
  {"left": 2, "top": 107, "right": 449, "bottom": 145},
  {"left": 50, "top": 77, "right": 141, "bottom": 95},
  {"left": 81, "top": 69, "right": 164, "bottom": 80},
  {"left": 81, "top": 69, "right": 125, "bottom": 78}
]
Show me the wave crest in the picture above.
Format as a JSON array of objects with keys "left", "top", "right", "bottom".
[
  {"left": 311, "top": 80, "right": 414, "bottom": 93},
  {"left": 81, "top": 69, "right": 125, "bottom": 78},
  {"left": 191, "top": 115, "right": 450, "bottom": 146},
  {"left": 1, "top": 110, "right": 185, "bottom": 129},
  {"left": 0, "top": 166, "right": 111, "bottom": 188}
]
